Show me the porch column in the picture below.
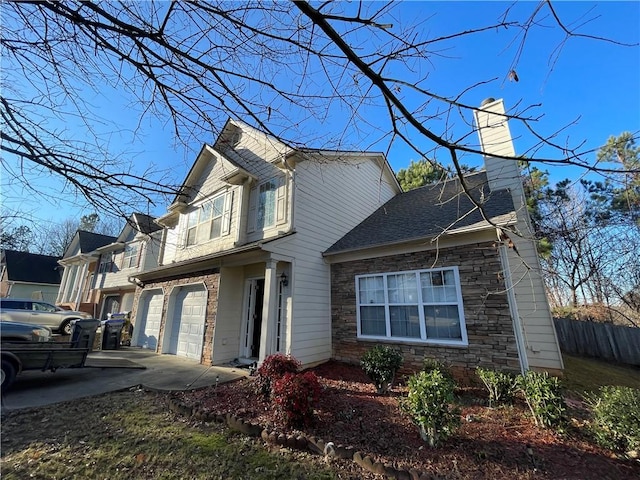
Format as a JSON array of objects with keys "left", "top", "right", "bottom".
[
  {"left": 63, "top": 264, "right": 78, "bottom": 303},
  {"left": 56, "top": 265, "right": 70, "bottom": 303},
  {"left": 258, "top": 259, "right": 279, "bottom": 363},
  {"left": 73, "top": 262, "right": 89, "bottom": 308}
]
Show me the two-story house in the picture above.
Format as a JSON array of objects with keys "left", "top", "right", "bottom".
[
  {"left": 130, "top": 102, "right": 563, "bottom": 377},
  {"left": 91, "top": 213, "right": 163, "bottom": 320},
  {"left": 1, "top": 250, "right": 62, "bottom": 303},
  {"left": 130, "top": 119, "right": 401, "bottom": 365},
  {"left": 56, "top": 230, "right": 117, "bottom": 315}
]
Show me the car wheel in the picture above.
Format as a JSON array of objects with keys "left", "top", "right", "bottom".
[
  {"left": 61, "top": 320, "right": 73, "bottom": 336},
  {"left": 1, "top": 359, "right": 17, "bottom": 390}
]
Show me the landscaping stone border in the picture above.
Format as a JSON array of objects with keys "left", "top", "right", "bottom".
[{"left": 168, "top": 397, "right": 439, "bottom": 480}]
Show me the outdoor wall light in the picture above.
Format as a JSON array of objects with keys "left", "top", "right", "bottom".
[{"left": 280, "top": 272, "right": 289, "bottom": 287}]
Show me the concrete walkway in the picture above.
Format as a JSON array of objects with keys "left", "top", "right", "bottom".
[{"left": 1, "top": 347, "right": 249, "bottom": 412}]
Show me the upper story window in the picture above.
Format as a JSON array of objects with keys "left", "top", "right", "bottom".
[
  {"left": 356, "top": 267, "right": 468, "bottom": 345},
  {"left": 98, "top": 254, "right": 114, "bottom": 273},
  {"left": 257, "top": 180, "right": 277, "bottom": 229},
  {"left": 185, "top": 191, "right": 231, "bottom": 246},
  {"left": 122, "top": 244, "right": 139, "bottom": 269},
  {"left": 248, "top": 176, "right": 287, "bottom": 233}
]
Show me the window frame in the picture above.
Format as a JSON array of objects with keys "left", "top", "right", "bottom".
[
  {"left": 122, "top": 243, "right": 139, "bottom": 269},
  {"left": 256, "top": 179, "right": 277, "bottom": 230},
  {"left": 355, "top": 266, "right": 468, "bottom": 346},
  {"left": 185, "top": 192, "right": 228, "bottom": 247}
]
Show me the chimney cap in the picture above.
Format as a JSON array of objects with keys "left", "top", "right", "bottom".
[{"left": 480, "top": 97, "right": 496, "bottom": 107}]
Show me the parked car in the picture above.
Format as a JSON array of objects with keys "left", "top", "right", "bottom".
[
  {"left": 0, "top": 299, "right": 92, "bottom": 335},
  {"left": 0, "top": 320, "right": 52, "bottom": 342}
]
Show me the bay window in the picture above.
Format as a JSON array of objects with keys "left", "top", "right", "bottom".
[{"left": 356, "top": 267, "right": 467, "bottom": 345}]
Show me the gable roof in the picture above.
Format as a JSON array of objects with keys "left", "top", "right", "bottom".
[
  {"left": 324, "top": 171, "right": 515, "bottom": 255},
  {"left": 1, "top": 249, "right": 62, "bottom": 285}
]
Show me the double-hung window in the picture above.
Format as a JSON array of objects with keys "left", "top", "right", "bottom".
[
  {"left": 122, "top": 244, "right": 139, "bottom": 269},
  {"left": 356, "top": 267, "right": 467, "bottom": 345},
  {"left": 186, "top": 193, "right": 227, "bottom": 246}
]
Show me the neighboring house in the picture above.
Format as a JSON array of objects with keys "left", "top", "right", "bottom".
[
  {"left": 0, "top": 250, "right": 62, "bottom": 303},
  {"left": 324, "top": 98, "right": 563, "bottom": 376},
  {"left": 131, "top": 119, "right": 401, "bottom": 365},
  {"left": 91, "top": 213, "right": 163, "bottom": 320},
  {"left": 56, "top": 230, "right": 117, "bottom": 315}
]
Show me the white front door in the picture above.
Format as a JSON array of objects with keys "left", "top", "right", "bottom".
[{"left": 169, "top": 285, "right": 207, "bottom": 360}]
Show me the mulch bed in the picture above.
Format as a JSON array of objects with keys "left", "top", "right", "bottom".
[{"left": 175, "top": 361, "right": 640, "bottom": 479}]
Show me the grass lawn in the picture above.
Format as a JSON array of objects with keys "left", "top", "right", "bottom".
[
  {"left": 1, "top": 389, "right": 338, "bottom": 480},
  {"left": 561, "top": 353, "right": 640, "bottom": 396}
]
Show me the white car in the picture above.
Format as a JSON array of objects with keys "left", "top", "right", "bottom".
[
  {"left": 0, "top": 320, "right": 53, "bottom": 342},
  {"left": 0, "top": 299, "right": 93, "bottom": 335}
]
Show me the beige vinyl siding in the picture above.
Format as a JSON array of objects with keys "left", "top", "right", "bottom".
[
  {"left": 266, "top": 156, "right": 398, "bottom": 366},
  {"left": 170, "top": 156, "right": 243, "bottom": 263},
  {"left": 212, "top": 266, "right": 244, "bottom": 364},
  {"left": 476, "top": 99, "right": 562, "bottom": 372}
]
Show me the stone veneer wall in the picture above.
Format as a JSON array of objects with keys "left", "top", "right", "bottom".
[
  {"left": 132, "top": 268, "right": 220, "bottom": 366},
  {"left": 330, "top": 241, "right": 521, "bottom": 381}
]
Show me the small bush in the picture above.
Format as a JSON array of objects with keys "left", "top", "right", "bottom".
[
  {"left": 476, "top": 367, "right": 518, "bottom": 407},
  {"left": 361, "top": 345, "right": 403, "bottom": 393},
  {"left": 517, "top": 371, "right": 565, "bottom": 429},
  {"left": 272, "top": 371, "right": 322, "bottom": 427},
  {"left": 402, "top": 369, "right": 460, "bottom": 447},
  {"left": 254, "top": 354, "right": 301, "bottom": 399},
  {"left": 423, "top": 357, "right": 454, "bottom": 382},
  {"left": 588, "top": 385, "right": 640, "bottom": 455}
]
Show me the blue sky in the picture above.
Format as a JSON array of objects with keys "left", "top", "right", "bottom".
[{"left": 3, "top": 1, "right": 639, "bottom": 227}]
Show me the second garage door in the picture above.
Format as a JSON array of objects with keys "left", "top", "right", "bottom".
[
  {"left": 135, "top": 290, "right": 163, "bottom": 350},
  {"left": 168, "top": 285, "right": 207, "bottom": 360}
]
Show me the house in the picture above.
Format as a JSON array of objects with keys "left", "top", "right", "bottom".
[
  {"left": 90, "top": 213, "right": 163, "bottom": 320},
  {"left": 56, "top": 230, "right": 117, "bottom": 315},
  {"left": 129, "top": 99, "right": 563, "bottom": 377},
  {"left": 324, "top": 98, "right": 563, "bottom": 376},
  {"left": 130, "top": 119, "right": 401, "bottom": 365},
  {"left": 0, "top": 250, "right": 62, "bottom": 303}
]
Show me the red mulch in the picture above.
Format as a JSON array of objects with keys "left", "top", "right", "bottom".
[{"left": 176, "top": 361, "right": 640, "bottom": 479}]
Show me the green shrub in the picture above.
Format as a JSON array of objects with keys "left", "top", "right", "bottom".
[
  {"left": 476, "top": 367, "right": 518, "bottom": 407},
  {"left": 272, "top": 371, "right": 322, "bottom": 427},
  {"left": 517, "top": 371, "right": 565, "bottom": 429},
  {"left": 254, "top": 353, "right": 301, "bottom": 399},
  {"left": 402, "top": 369, "right": 460, "bottom": 447},
  {"left": 361, "top": 345, "right": 403, "bottom": 393},
  {"left": 422, "top": 357, "right": 454, "bottom": 382},
  {"left": 588, "top": 385, "right": 640, "bottom": 455}
]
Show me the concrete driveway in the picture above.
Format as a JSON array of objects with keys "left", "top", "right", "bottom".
[{"left": 1, "top": 347, "right": 249, "bottom": 412}]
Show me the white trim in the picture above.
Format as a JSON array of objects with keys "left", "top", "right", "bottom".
[
  {"left": 499, "top": 245, "right": 530, "bottom": 373},
  {"left": 355, "top": 266, "right": 468, "bottom": 346}
]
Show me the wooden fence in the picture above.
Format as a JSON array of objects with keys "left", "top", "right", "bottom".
[{"left": 553, "top": 318, "right": 640, "bottom": 366}]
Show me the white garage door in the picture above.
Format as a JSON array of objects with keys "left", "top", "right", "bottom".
[
  {"left": 168, "top": 285, "right": 206, "bottom": 360},
  {"left": 136, "top": 290, "right": 163, "bottom": 350}
]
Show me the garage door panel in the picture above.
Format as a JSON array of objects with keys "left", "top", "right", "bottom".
[
  {"left": 169, "top": 285, "right": 206, "bottom": 360},
  {"left": 136, "top": 291, "right": 163, "bottom": 350}
]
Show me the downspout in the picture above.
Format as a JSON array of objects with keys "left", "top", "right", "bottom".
[{"left": 498, "top": 243, "right": 529, "bottom": 374}]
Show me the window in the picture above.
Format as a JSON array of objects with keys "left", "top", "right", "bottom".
[
  {"left": 98, "top": 254, "right": 113, "bottom": 273},
  {"left": 257, "top": 180, "right": 277, "bottom": 229},
  {"left": 356, "top": 267, "right": 467, "bottom": 345},
  {"left": 186, "top": 193, "right": 228, "bottom": 246},
  {"left": 247, "top": 176, "right": 287, "bottom": 233},
  {"left": 122, "top": 244, "right": 139, "bottom": 269}
]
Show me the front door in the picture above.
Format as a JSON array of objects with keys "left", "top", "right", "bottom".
[{"left": 242, "top": 279, "right": 264, "bottom": 359}]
